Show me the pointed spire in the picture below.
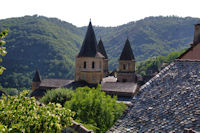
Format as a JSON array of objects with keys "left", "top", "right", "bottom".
[
  {"left": 78, "top": 21, "right": 98, "bottom": 57},
  {"left": 33, "top": 70, "right": 42, "bottom": 82},
  {"left": 97, "top": 38, "right": 108, "bottom": 59},
  {"left": 119, "top": 39, "right": 135, "bottom": 60}
]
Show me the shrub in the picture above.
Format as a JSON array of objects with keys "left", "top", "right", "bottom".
[
  {"left": 0, "top": 91, "right": 75, "bottom": 132},
  {"left": 3, "top": 88, "right": 18, "bottom": 96},
  {"left": 40, "top": 88, "right": 74, "bottom": 106},
  {"left": 65, "top": 86, "right": 126, "bottom": 132}
]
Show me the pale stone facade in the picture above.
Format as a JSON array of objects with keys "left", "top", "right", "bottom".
[
  {"left": 75, "top": 57, "right": 106, "bottom": 84},
  {"left": 118, "top": 60, "right": 135, "bottom": 72},
  {"left": 118, "top": 60, "right": 136, "bottom": 82}
]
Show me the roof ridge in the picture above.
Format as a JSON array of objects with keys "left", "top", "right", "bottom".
[{"left": 139, "top": 62, "right": 175, "bottom": 91}]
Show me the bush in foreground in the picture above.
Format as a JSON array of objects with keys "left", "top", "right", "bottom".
[
  {"left": 0, "top": 91, "right": 74, "bottom": 132},
  {"left": 65, "top": 86, "right": 126, "bottom": 132},
  {"left": 40, "top": 88, "right": 74, "bottom": 106}
]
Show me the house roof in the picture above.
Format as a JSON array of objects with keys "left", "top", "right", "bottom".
[
  {"left": 78, "top": 21, "right": 104, "bottom": 58},
  {"left": 119, "top": 39, "right": 135, "bottom": 60},
  {"left": 30, "top": 89, "right": 47, "bottom": 98},
  {"left": 97, "top": 39, "right": 108, "bottom": 59},
  {"left": 101, "top": 81, "right": 137, "bottom": 97},
  {"left": 110, "top": 60, "right": 200, "bottom": 132},
  {"left": 33, "top": 70, "right": 41, "bottom": 82},
  {"left": 39, "top": 79, "right": 73, "bottom": 88}
]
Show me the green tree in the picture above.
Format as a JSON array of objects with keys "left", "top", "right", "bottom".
[
  {"left": 65, "top": 86, "right": 126, "bottom": 132},
  {"left": 0, "top": 29, "right": 8, "bottom": 75},
  {"left": 0, "top": 91, "right": 75, "bottom": 132},
  {"left": 40, "top": 88, "right": 74, "bottom": 106}
]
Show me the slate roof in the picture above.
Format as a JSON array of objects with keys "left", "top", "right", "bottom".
[
  {"left": 30, "top": 89, "right": 47, "bottom": 98},
  {"left": 110, "top": 60, "right": 200, "bottom": 132},
  {"left": 119, "top": 39, "right": 135, "bottom": 60},
  {"left": 101, "top": 81, "right": 137, "bottom": 97},
  {"left": 78, "top": 21, "right": 104, "bottom": 58},
  {"left": 33, "top": 70, "right": 41, "bottom": 82},
  {"left": 39, "top": 79, "right": 73, "bottom": 88},
  {"left": 97, "top": 39, "right": 108, "bottom": 59}
]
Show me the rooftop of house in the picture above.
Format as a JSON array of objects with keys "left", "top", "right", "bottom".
[
  {"left": 109, "top": 60, "right": 200, "bottom": 132},
  {"left": 101, "top": 76, "right": 138, "bottom": 97},
  {"left": 39, "top": 79, "right": 73, "bottom": 88},
  {"left": 30, "top": 89, "right": 47, "bottom": 98}
]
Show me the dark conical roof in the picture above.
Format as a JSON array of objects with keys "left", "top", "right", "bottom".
[
  {"left": 78, "top": 21, "right": 98, "bottom": 57},
  {"left": 97, "top": 39, "right": 108, "bottom": 59},
  {"left": 119, "top": 39, "right": 135, "bottom": 60},
  {"left": 33, "top": 70, "right": 41, "bottom": 82}
]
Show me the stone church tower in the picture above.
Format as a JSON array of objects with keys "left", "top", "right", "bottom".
[
  {"left": 97, "top": 38, "right": 109, "bottom": 77},
  {"left": 117, "top": 39, "right": 136, "bottom": 82},
  {"left": 32, "top": 70, "right": 41, "bottom": 91},
  {"left": 75, "top": 21, "right": 108, "bottom": 84}
]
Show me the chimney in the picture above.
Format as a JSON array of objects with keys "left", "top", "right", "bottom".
[{"left": 193, "top": 24, "right": 200, "bottom": 45}]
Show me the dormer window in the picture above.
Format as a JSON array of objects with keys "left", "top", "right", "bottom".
[
  {"left": 92, "top": 61, "right": 95, "bottom": 69},
  {"left": 84, "top": 61, "right": 86, "bottom": 69}
]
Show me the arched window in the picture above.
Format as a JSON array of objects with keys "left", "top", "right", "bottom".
[
  {"left": 123, "top": 64, "right": 128, "bottom": 70},
  {"left": 92, "top": 61, "right": 95, "bottom": 69},
  {"left": 123, "top": 64, "right": 126, "bottom": 70},
  {"left": 84, "top": 61, "right": 86, "bottom": 69}
]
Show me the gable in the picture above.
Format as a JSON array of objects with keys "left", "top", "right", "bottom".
[{"left": 179, "top": 43, "right": 200, "bottom": 60}]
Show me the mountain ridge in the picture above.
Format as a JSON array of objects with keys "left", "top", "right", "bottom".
[{"left": 0, "top": 15, "right": 199, "bottom": 88}]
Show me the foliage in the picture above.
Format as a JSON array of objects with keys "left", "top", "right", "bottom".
[
  {"left": 0, "top": 91, "right": 75, "bottom": 132},
  {"left": 40, "top": 88, "right": 74, "bottom": 106},
  {"left": 65, "top": 86, "right": 126, "bottom": 132},
  {"left": 137, "top": 49, "right": 186, "bottom": 76},
  {"left": 2, "top": 88, "right": 18, "bottom": 96},
  {"left": 0, "top": 15, "right": 83, "bottom": 88},
  {"left": 0, "top": 29, "right": 8, "bottom": 75}
]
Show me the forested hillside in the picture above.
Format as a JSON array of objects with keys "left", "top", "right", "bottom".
[
  {"left": 0, "top": 15, "right": 83, "bottom": 88},
  {"left": 0, "top": 15, "right": 199, "bottom": 88}
]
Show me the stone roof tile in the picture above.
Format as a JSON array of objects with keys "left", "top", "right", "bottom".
[
  {"left": 97, "top": 39, "right": 108, "bottom": 59},
  {"left": 119, "top": 39, "right": 135, "bottom": 60},
  {"left": 110, "top": 60, "right": 200, "bottom": 132}
]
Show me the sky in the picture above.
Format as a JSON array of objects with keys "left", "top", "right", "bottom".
[{"left": 1, "top": 0, "right": 200, "bottom": 27}]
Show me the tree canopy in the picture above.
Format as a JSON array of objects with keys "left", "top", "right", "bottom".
[{"left": 0, "top": 29, "right": 8, "bottom": 75}]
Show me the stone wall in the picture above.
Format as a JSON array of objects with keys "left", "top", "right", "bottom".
[{"left": 75, "top": 56, "right": 105, "bottom": 84}]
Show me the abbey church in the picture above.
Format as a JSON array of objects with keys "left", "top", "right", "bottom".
[
  {"left": 31, "top": 21, "right": 138, "bottom": 99},
  {"left": 75, "top": 21, "right": 136, "bottom": 84}
]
